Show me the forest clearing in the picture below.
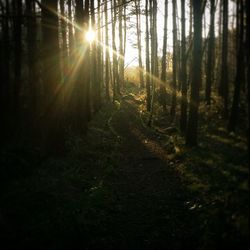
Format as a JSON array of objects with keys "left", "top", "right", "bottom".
[{"left": 0, "top": 0, "right": 249, "bottom": 249}]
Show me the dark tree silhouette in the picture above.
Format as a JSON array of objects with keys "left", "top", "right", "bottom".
[
  {"left": 186, "top": 0, "right": 202, "bottom": 146},
  {"left": 205, "top": 0, "right": 215, "bottom": 105},
  {"left": 180, "top": 0, "right": 187, "bottom": 132}
]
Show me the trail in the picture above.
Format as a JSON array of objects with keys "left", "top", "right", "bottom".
[
  {"left": 98, "top": 94, "right": 197, "bottom": 249},
  {"left": 0, "top": 92, "right": 199, "bottom": 250}
]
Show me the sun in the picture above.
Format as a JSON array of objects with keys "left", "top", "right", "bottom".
[{"left": 85, "top": 29, "right": 96, "bottom": 43}]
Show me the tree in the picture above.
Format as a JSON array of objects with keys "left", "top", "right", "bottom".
[
  {"left": 219, "top": 0, "right": 228, "bottom": 116},
  {"left": 0, "top": 0, "right": 11, "bottom": 140},
  {"left": 97, "top": 0, "right": 103, "bottom": 99},
  {"left": 12, "top": 0, "right": 22, "bottom": 125},
  {"left": 228, "top": 0, "right": 244, "bottom": 131},
  {"left": 118, "top": 0, "right": 125, "bottom": 90},
  {"left": 145, "top": 0, "right": 151, "bottom": 111},
  {"left": 148, "top": 0, "right": 158, "bottom": 126},
  {"left": 111, "top": 0, "right": 120, "bottom": 99},
  {"left": 160, "top": 0, "right": 168, "bottom": 113},
  {"left": 186, "top": 0, "right": 202, "bottom": 146},
  {"left": 205, "top": 0, "right": 215, "bottom": 105},
  {"left": 180, "top": 0, "right": 187, "bottom": 132},
  {"left": 170, "top": 0, "right": 177, "bottom": 117},
  {"left": 90, "top": 0, "right": 100, "bottom": 113},
  {"left": 26, "top": 0, "right": 38, "bottom": 128},
  {"left": 105, "top": 0, "right": 110, "bottom": 101},
  {"left": 246, "top": 0, "right": 250, "bottom": 158},
  {"left": 135, "top": 0, "right": 144, "bottom": 88}
]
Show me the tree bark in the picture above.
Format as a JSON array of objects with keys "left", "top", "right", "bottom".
[
  {"left": 105, "top": 0, "right": 110, "bottom": 101},
  {"left": 205, "top": 0, "right": 215, "bottom": 105},
  {"left": 160, "top": 0, "right": 168, "bottom": 112},
  {"left": 228, "top": 0, "right": 244, "bottom": 132},
  {"left": 170, "top": 0, "right": 177, "bottom": 117},
  {"left": 90, "top": 0, "right": 100, "bottom": 113},
  {"left": 135, "top": 0, "right": 144, "bottom": 88},
  {"left": 145, "top": 0, "right": 151, "bottom": 111},
  {"left": 246, "top": 0, "right": 250, "bottom": 159},
  {"left": 118, "top": 0, "right": 125, "bottom": 90},
  {"left": 219, "top": 0, "right": 228, "bottom": 116},
  {"left": 111, "top": 0, "right": 120, "bottom": 99},
  {"left": 180, "top": 0, "right": 187, "bottom": 132},
  {"left": 186, "top": 0, "right": 202, "bottom": 146},
  {"left": 12, "top": 0, "right": 22, "bottom": 126}
]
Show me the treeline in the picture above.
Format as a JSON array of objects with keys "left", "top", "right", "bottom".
[{"left": 0, "top": 0, "right": 249, "bottom": 157}]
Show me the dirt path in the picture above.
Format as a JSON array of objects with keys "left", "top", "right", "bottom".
[
  {"left": 98, "top": 95, "right": 197, "bottom": 249},
  {"left": 0, "top": 93, "right": 199, "bottom": 250}
]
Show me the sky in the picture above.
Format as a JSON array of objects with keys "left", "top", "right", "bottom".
[
  {"left": 54, "top": 0, "right": 236, "bottom": 67},
  {"left": 116, "top": 0, "right": 236, "bottom": 67}
]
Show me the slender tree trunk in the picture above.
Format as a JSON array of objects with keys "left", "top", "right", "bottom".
[
  {"left": 60, "top": 0, "right": 66, "bottom": 82},
  {"left": 180, "top": 0, "right": 187, "bottom": 132},
  {"left": 145, "top": 0, "right": 151, "bottom": 111},
  {"left": 135, "top": 0, "right": 144, "bottom": 88},
  {"left": 105, "top": 0, "right": 110, "bottom": 100},
  {"left": 90, "top": 0, "right": 100, "bottom": 113},
  {"left": 246, "top": 0, "right": 250, "bottom": 159},
  {"left": 0, "top": 0, "right": 11, "bottom": 140},
  {"left": 187, "top": 0, "right": 193, "bottom": 89},
  {"left": 111, "top": 0, "right": 119, "bottom": 99},
  {"left": 12, "top": 0, "right": 22, "bottom": 126},
  {"left": 68, "top": 0, "right": 74, "bottom": 60},
  {"left": 97, "top": 0, "right": 103, "bottom": 92},
  {"left": 215, "top": 0, "right": 222, "bottom": 89},
  {"left": 72, "top": 0, "right": 90, "bottom": 131},
  {"left": 205, "top": 0, "right": 215, "bottom": 105},
  {"left": 186, "top": 0, "right": 202, "bottom": 146},
  {"left": 118, "top": 0, "right": 124, "bottom": 90},
  {"left": 219, "top": 0, "right": 228, "bottom": 117},
  {"left": 228, "top": 0, "right": 244, "bottom": 132},
  {"left": 160, "top": 0, "right": 168, "bottom": 113},
  {"left": 123, "top": 2, "right": 127, "bottom": 58},
  {"left": 148, "top": 0, "right": 157, "bottom": 126},
  {"left": 84, "top": 0, "right": 91, "bottom": 121},
  {"left": 170, "top": 0, "right": 177, "bottom": 117},
  {"left": 26, "top": 0, "right": 38, "bottom": 128}
]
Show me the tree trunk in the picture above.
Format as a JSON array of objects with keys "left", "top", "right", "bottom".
[
  {"left": 118, "top": 0, "right": 125, "bottom": 90},
  {"left": 219, "top": 0, "right": 228, "bottom": 116},
  {"left": 97, "top": 0, "right": 103, "bottom": 92},
  {"left": 246, "top": 0, "right": 250, "bottom": 159},
  {"left": 186, "top": 0, "right": 202, "bottom": 146},
  {"left": 145, "top": 0, "right": 151, "bottom": 111},
  {"left": 12, "top": 0, "right": 22, "bottom": 126},
  {"left": 170, "top": 0, "right": 177, "bottom": 117},
  {"left": 105, "top": 0, "right": 110, "bottom": 101},
  {"left": 26, "top": 0, "right": 38, "bottom": 129},
  {"left": 111, "top": 0, "right": 120, "bottom": 99},
  {"left": 0, "top": 0, "right": 11, "bottom": 140},
  {"left": 180, "top": 0, "right": 187, "bottom": 132},
  {"left": 160, "top": 0, "right": 168, "bottom": 113},
  {"left": 90, "top": 0, "right": 100, "bottom": 113},
  {"left": 135, "top": 0, "right": 144, "bottom": 88},
  {"left": 205, "top": 0, "right": 215, "bottom": 105},
  {"left": 228, "top": 0, "right": 244, "bottom": 132},
  {"left": 148, "top": 0, "right": 158, "bottom": 126}
]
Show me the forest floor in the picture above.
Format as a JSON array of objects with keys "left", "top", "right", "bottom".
[{"left": 0, "top": 84, "right": 249, "bottom": 249}]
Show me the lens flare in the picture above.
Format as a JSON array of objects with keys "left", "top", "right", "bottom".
[{"left": 85, "top": 29, "right": 95, "bottom": 43}]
